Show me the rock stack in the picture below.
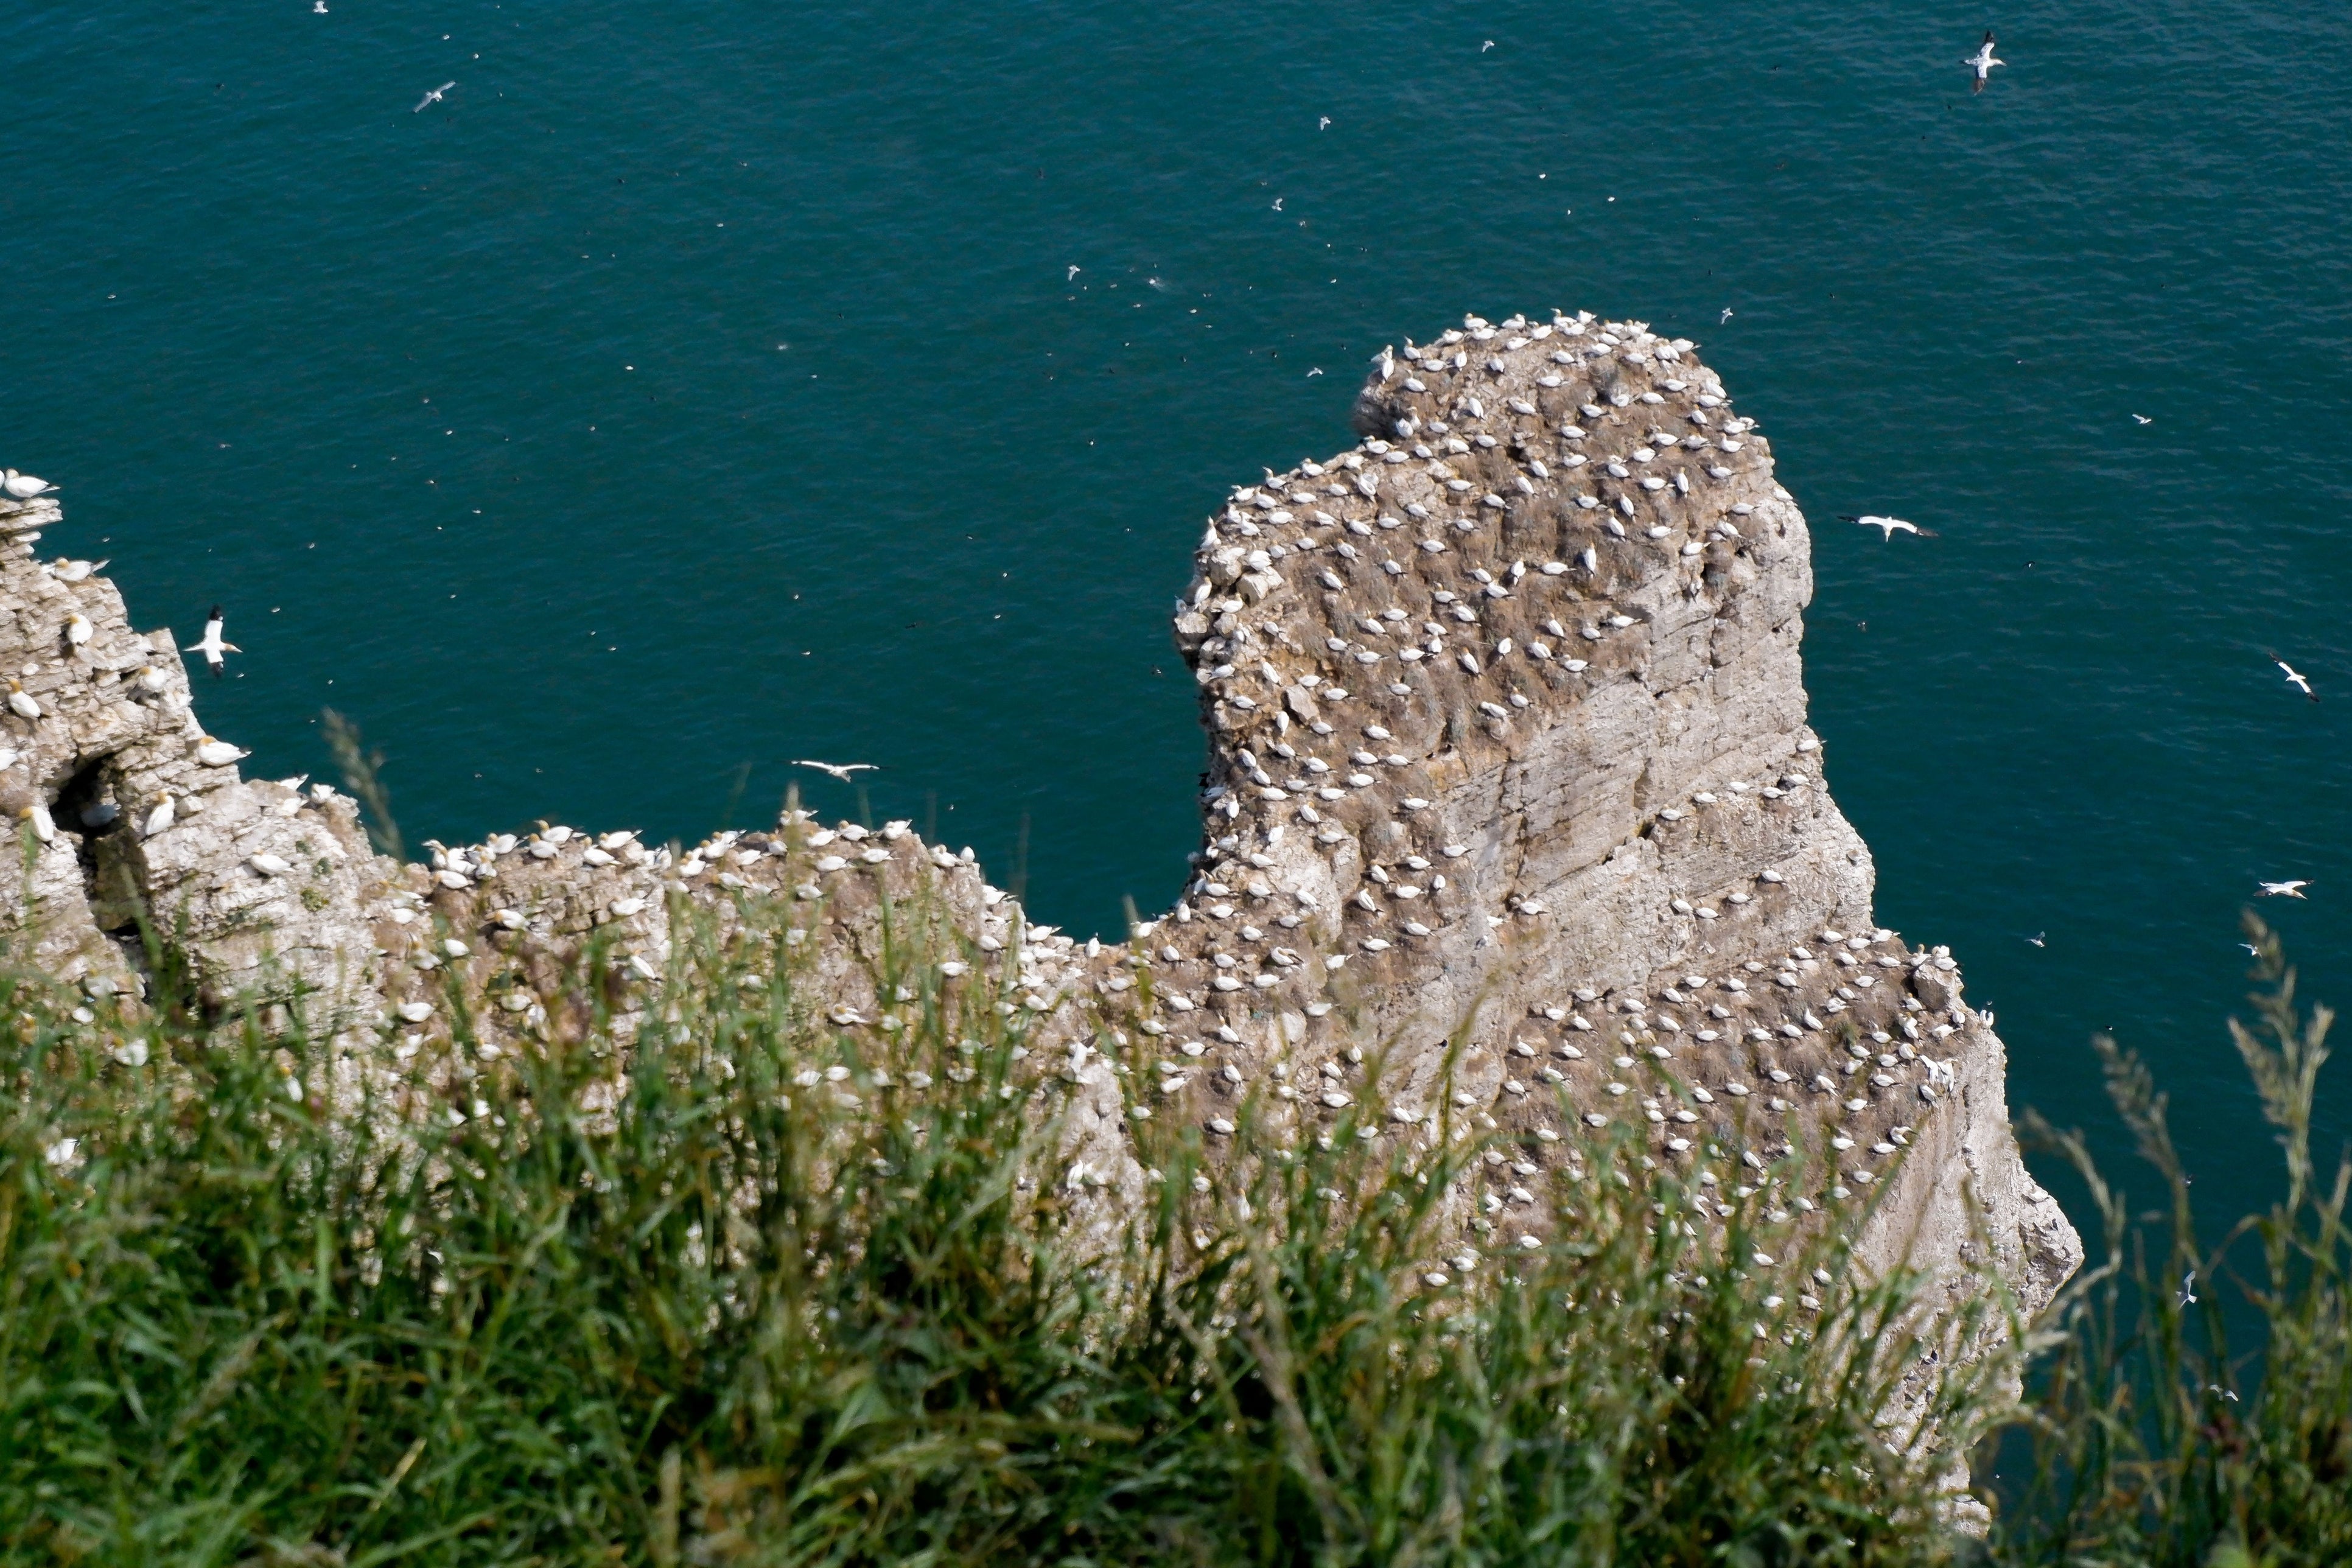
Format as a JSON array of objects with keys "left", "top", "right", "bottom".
[{"left": 0, "top": 309, "right": 2079, "bottom": 1323}]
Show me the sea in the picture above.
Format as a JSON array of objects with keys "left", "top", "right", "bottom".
[{"left": 4, "top": 0, "right": 2349, "bottom": 1232}]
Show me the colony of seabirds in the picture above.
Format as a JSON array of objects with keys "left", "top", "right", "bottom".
[{"left": 0, "top": 310, "right": 2087, "bottom": 1306}]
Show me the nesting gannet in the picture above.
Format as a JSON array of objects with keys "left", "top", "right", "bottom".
[
  {"left": 139, "top": 791, "right": 175, "bottom": 838},
  {"left": 1, "top": 469, "right": 59, "bottom": 499},
  {"left": 2257, "top": 880, "right": 2309, "bottom": 898},
  {"left": 413, "top": 81, "right": 456, "bottom": 113},
  {"left": 1963, "top": 31, "right": 2003, "bottom": 91},
  {"left": 790, "top": 759, "right": 877, "bottom": 782},
  {"left": 192, "top": 606, "right": 239, "bottom": 676},
  {"left": 62, "top": 614, "right": 92, "bottom": 649},
  {"left": 6, "top": 681, "right": 39, "bottom": 721},
  {"left": 49, "top": 558, "right": 107, "bottom": 582},
  {"left": 195, "top": 735, "right": 249, "bottom": 767},
  {"left": 1838, "top": 514, "right": 1936, "bottom": 539},
  {"left": 2266, "top": 651, "right": 2318, "bottom": 701}
]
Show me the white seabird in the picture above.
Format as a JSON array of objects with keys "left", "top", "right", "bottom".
[
  {"left": 192, "top": 606, "right": 239, "bottom": 677},
  {"left": 2257, "top": 880, "right": 2310, "bottom": 898},
  {"left": 790, "top": 760, "right": 878, "bottom": 782},
  {"left": 2, "top": 469, "right": 60, "bottom": 499},
  {"left": 2266, "top": 651, "right": 2318, "bottom": 702},
  {"left": 1964, "top": 31, "right": 2003, "bottom": 91},
  {"left": 139, "top": 791, "right": 175, "bottom": 839},
  {"left": 413, "top": 81, "right": 456, "bottom": 113},
  {"left": 1838, "top": 514, "right": 1936, "bottom": 539},
  {"left": 195, "top": 735, "right": 250, "bottom": 767}
]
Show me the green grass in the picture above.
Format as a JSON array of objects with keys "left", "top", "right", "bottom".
[{"left": 1, "top": 880, "right": 2347, "bottom": 1566}]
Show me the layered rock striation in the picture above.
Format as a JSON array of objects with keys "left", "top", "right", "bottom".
[{"left": 0, "top": 308, "right": 2079, "bottom": 1319}]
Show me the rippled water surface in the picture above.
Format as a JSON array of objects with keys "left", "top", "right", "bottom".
[{"left": 5, "top": 1, "right": 2350, "bottom": 1222}]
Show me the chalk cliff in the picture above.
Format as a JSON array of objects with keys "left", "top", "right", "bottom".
[{"left": 0, "top": 309, "right": 2079, "bottom": 1325}]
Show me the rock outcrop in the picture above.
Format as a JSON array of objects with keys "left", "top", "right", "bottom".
[{"left": 0, "top": 308, "right": 2079, "bottom": 1326}]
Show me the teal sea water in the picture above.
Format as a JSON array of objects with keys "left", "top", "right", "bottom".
[{"left": 4, "top": 1, "right": 2350, "bottom": 1224}]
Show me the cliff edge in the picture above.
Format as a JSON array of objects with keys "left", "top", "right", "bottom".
[{"left": 0, "top": 308, "right": 2080, "bottom": 1328}]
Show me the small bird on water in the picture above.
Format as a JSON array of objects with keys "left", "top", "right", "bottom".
[
  {"left": 193, "top": 606, "right": 239, "bottom": 676},
  {"left": 2258, "top": 880, "right": 2310, "bottom": 898},
  {"left": 413, "top": 81, "right": 455, "bottom": 113},
  {"left": 1839, "top": 514, "right": 1936, "bottom": 539},
  {"left": 791, "top": 760, "right": 878, "bottom": 782},
  {"left": 1963, "top": 31, "right": 2003, "bottom": 91},
  {"left": 2266, "top": 651, "right": 2318, "bottom": 701}
]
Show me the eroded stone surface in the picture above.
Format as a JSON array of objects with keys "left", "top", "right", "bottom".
[{"left": 0, "top": 309, "right": 2079, "bottom": 1321}]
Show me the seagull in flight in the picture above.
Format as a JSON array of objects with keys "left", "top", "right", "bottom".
[
  {"left": 1067, "top": 265, "right": 1080, "bottom": 280},
  {"left": 1318, "top": 116, "right": 1331, "bottom": 130},
  {"left": 1963, "top": 31, "right": 2003, "bottom": 91},
  {"left": 1720, "top": 307, "right": 1734, "bottom": 324},
  {"left": 790, "top": 760, "right": 878, "bottom": 782},
  {"left": 192, "top": 606, "right": 239, "bottom": 677},
  {"left": 2177, "top": 1271, "right": 2197, "bottom": 1307},
  {"left": 1838, "top": 514, "right": 1936, "bottom": 539},
  {"left": 1481, "top": 39, "right": 1496, "bottom": 52},
  {"left": 2258, "top": 880, "right": 2310, "bottom": 899},
  {"left": 2023, "top": 932, "right": 2045, "bottom": 948},
  {"left": 2132, "top": 413, "right": 2152, "bottom": 424},
  {"left": 413, "top": 81, "right": 455, "bottom": 113},
  {"left": 2266, "top": 651, "right": 2318, "bottom": 701}
]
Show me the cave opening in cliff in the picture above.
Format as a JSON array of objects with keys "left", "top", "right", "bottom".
[{"left": 52, "top": 753, "right": 149, "bottom": 942}]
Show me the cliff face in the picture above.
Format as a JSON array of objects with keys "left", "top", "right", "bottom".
[{"left": 0, "top": 309, "right": 2079, "bottom": 1320}]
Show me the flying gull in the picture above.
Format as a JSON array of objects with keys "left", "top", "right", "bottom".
[
  {"left": 413, "top": 82, "right": 455, "bottom": 113},
  {"left": 1838, "top": 514, "right": 1936, "bottom": 539},
  {"left": 192, "top": 606, "right": 239, "bottom": 677},
  {"left": 2266, "top": 651, "right": 2318, "bottom": 701},
  {"left": 790, "top": 760, "right": 878, "bottom": 782},
  {"left": 1964, "top": 32, "right": 2003, "bottom": 91}
]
